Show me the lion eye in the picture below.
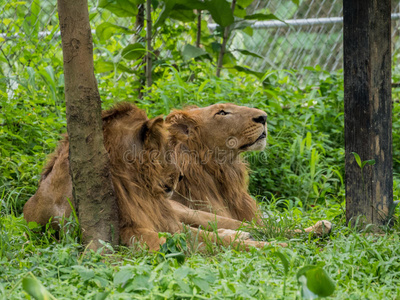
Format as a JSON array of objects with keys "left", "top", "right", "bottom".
[{"left": 216, "top": 110, "right": 229, "bottom": 116}]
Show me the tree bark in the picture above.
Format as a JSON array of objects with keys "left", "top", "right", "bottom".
[
  {"left": 343, "top": 0, "right": 393, "bottom": 226},
  {"left": 57, "top": 0, "right": 119, "bottom": 249}
]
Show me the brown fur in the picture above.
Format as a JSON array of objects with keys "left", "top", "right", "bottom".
[
  {"left": 24, "top": 102, "right": 288, "bottom": 250},
  {"left": 166, "top": 103, "right": 267, "bottom": 222},
  {"left": 166, "top": 103, "right": 332, "bottom": 236}
]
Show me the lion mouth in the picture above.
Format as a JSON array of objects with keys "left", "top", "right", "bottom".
[{"left": 239, "top": 132, "right": 266, "bottom": 150}]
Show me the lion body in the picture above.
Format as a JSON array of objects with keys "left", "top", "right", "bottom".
[{"left": 166, "top": 103, "right": 268, "bottom": 222}]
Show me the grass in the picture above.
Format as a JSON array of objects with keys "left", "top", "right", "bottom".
[
  {"left": 1, "top": 202, "right": 400, "bottom": 299},
  {"left": 1, "top": 63, "right": 400, "bottom": 298}
]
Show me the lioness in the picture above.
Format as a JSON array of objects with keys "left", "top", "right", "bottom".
[
  {"left": 24, "top": 103, "right": 285, "bottom": 250},
  {"left": 166, "top": 103, "right": 331, "bottom": 235}
]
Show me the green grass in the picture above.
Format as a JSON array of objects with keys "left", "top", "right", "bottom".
[
  {"left": 1, "top": 203, "right": 400, "bottom": 299},
  {"left": 1, "top": 64, "right": 400, "bottom": 298}
]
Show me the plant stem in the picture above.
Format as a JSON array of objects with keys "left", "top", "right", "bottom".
[
  {"left": 145, "top": 0, "right": 152, "bottom": 89},
  {"left": 196, "top": 10, "right": 201, "bottom": 48},
  {"left": 216, "top": 0, "right": 236, "bottom": 77},
  {"left": 135, "top": 4, "right": 145, "bottom": 99}
]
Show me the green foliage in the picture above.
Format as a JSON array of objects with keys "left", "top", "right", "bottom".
[
  {"left": 297, "top": 264, "right": 336, "bottom": 298},
  {"left": 22, "top": 275, "right": 57, "bottom": 300},
  {"left": 2, "top": 205, "right": 400, "bottom": 298},
  {"left": 157, "top": 232, "right": 188, "bottom": 264},
  {"left": 351, "top": 152, "right": 375, "bottom": 170}
]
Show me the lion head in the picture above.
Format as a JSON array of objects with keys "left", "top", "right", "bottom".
[
  {"left": 166, "top": 103, "right": 267, "bottom": 222},
  {"left": 166, "top": 103, "right": 268, "bottom": 155}
]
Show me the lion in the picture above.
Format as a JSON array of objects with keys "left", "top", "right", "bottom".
[
  {"left": 166, "top": 103, "right": 331, "bottom": 235},
  {"left": 23, "top": 103, "right": 286, "bottom": 251}
]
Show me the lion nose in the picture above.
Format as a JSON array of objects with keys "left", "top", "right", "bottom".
[{"left": 253, "top": 115, "right": 267, "bottom": 125}]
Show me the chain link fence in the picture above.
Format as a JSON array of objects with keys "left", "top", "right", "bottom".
[
  {"left": 1, "top": 0, "right": 400, "bottom": 87},
  {"left": 228, "top": 0, "right": 400, "bottom": 80}
]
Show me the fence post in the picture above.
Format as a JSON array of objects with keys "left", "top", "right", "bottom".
[{"left": 343, "top": 0, "right": 393, "bottom": 226}]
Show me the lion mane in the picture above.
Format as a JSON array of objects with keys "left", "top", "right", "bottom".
[{"left": 166, "top": 103, "right": 269, "bottom": 222}]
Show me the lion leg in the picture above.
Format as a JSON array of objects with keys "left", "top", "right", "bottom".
[
  {"left": 291, "top": 220, "right": 332, "bottom": 236},
  {"left": 120, "top": 227, "right": 166, "bottom": 251},
  {"left": 187, "top": 227, "right": 287, "bottom": 251},
  {"left": 170, "top": 200, "right": 247, "bottom": 230}
]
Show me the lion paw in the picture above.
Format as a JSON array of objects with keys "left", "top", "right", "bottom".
[{"left": 311, "top": 220, "right": 332, "bottom": 236}]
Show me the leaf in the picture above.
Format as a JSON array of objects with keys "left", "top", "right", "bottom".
[
  {"left": 361, "top": 159, "right": 376, "bottom": 168},
  {"left": 174, "top": 266, "right": 191, "bottom": 279},
  {"left": 154, "top": 0, "right": 176, "bottom": 28},
  {"left": 98, "top": 0, "right": 139, "bottom": 17},
  {"left": 154, "top": 0, "right": 205, "bottom": 28},
  {"left": 236, "top": 0, "right": 253, "bottom": 8},
  {"left": 73, "top": 266, "right": 95, "bottom": 281},
  {"left": 121, "top": 43, "right": 146, "bottom": 60},
  {"left": 130, "top": 275, "right": 150, "bottom": 291},
  {"left": 192, "top": 277, "right": 210, "bottom": 292},
  {"left": 114, "top": 268, "right": 133, "bottom": 286},
  {"left": 182, "top": 45, "right": 208, "bottom": 60},
  {"left": 94, "top": 61, "right": 134, "bottom": 74},
  {"left": 28, "top": 221, "right": 40, "bottom": 230},
  {"left": 245, "top": 13, "right": 283, "bottom": 22},
  {"left": 234, "top": 66, "right": 264, "bottom": 78},
  {"left": 22, "top": 277, "right": 55, "bottom": 300},
  {"left": 242, "top": 26, "right": 253, "bottom": 36},
  {"left": 221, "top": 51, "right": 237, "bottom": 67},
  {"left": 234, "top": 49, "right": 263, "bottom": 59},
  {"left": 291, "top": 0, "right": 300, "bottom": 5},
  {"left": 305, "top": 267, "right": 336, "bottom": 297},
  {"left": 210, "top": 42, "right": 222, "bottom": 53},
  {"left": 233, "top": 5, "right": 246, "bottom": 18},
  {"left": 169, "top": 9, "right": 196, "bottom": 22},
  {"left": 165, "top": 252, "right": 186, "bottom": 264},
  {"left": 351, "top": 152, "right": 362, "bottom": 168},
  {"left": 298, "top": 275, "right": 318, "bottom": 300},
  {"left": 96, "top": 22, "right": 133, "bottom": 42},
  {"left": 95, "top": 61, "right": 114, "bottom": 73},
  {"left": 92, "top": 292, "right": 110, "bottom": 300},
  {"left": 273, "top": 251, "right": 289, "bottom": 275},
  {"left": 297, "top": 266, "right": 336, "bottom": 298},
  {"left": 205, "top": 0, "right": 234, "bottom": 27}
]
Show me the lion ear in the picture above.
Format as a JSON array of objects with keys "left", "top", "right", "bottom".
[
  {"left": 139, "top": 116, "right": 165, "bottom": 147},
  {"left": 165, "top": 111, "right": 195, "bottom": 137}
]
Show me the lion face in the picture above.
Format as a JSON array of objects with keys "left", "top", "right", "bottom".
[{"left": 166, "top": 103, "right": 268, "bottom": 155}]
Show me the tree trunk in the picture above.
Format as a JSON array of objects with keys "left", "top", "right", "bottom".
[
  {"left": 343, "top": 0, "right": 393, "bottom": 226},
  {"left": 57, "top": 0, "right": 119, "bottom": 249}
]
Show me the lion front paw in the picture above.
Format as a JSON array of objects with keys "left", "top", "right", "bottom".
[{"left": 311, "top": 220, "right": 332, "bottom": 236}]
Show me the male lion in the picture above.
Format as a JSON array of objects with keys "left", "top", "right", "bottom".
[
  {"left": 24, "top": 103, "right": 285, "bottom": 250},
  {"left": 166, "top": 103, "right": 331, "bottom": 235}
]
